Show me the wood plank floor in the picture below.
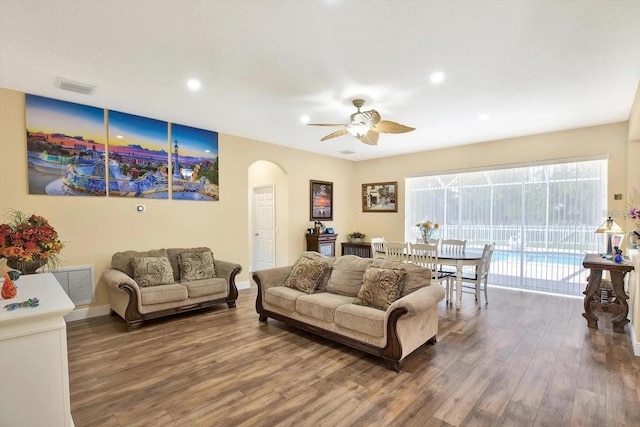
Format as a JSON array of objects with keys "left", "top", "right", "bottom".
[{"left": 66, "top": 285, "right": 640, "bottom": 427}]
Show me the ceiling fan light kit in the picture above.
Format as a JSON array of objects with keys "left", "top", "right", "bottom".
[
  {"left": 308, "top": 99, "right": 415, "bottom": 146},
  {"left": 347, "top": 122, "right": 370, "bottom": 138}
]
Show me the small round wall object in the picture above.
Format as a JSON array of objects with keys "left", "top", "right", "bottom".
[{"left": 136, "top": 204, "right": 145, "bottom": 212}]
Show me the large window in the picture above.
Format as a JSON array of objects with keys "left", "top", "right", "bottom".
[{"left": 405, "top": 158, "right": 608, "bottom": 295}]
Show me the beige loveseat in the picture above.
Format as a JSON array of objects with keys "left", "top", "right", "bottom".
[
  {"left": 253, "top": 253, "right": 445, "bottom": 371},
  {"left": 102, "top": 247, "right": 242, "bottom": 331}
]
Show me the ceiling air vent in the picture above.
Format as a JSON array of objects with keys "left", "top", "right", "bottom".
[{"left": 56, "top": 78, "right": 96, "bottom": 95}]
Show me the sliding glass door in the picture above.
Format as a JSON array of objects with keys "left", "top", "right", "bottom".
[{"left": 405, "top": 158, "right": 607, "bottom": 295}]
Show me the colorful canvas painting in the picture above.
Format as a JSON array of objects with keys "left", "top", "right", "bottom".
[
  {"left": 171, "top": 123, "right": 219, "bottom": 201},
  {"left": 26, "top": 94, "right": 107, "bottom": 196},
  {"left": 107, "top": 111, "right": 169, "bottom": 198}
]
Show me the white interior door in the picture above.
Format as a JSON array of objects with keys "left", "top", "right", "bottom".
[{"left": 252, "top": 185, "right": 275, "bottom": 271}]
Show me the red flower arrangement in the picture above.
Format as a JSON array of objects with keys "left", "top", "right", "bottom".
[{"left": 0, "top": 210, "right": 64, "bottom": 271}]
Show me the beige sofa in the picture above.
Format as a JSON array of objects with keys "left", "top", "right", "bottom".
[
  {"left": 253, "top": 253, "right": 445, "bottom": 371},
  {"left": 102, "top": 247, "right": 242, "bottom": 331}
]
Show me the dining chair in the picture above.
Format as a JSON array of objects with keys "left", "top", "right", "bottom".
[
  {"left": 370, "top": 237, "right": 387, "bottom": 259},
  {"left": 409, "top": 242, "right": 449, "bottom": 287},
  {"left": 385, "top": 241, "right": 409, "bottom": 262},
  {"left": 440, "top": 239, "right": 466, "bottom": 253},
  {"left": 448, "top": 243, "right": 495, "bottom": 304},
  {"left": 439, "top": 239, "right": 466, "bottom": 276}
]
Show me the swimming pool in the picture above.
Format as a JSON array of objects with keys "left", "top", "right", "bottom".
[{"left": 491, "top": 250, "right": 585, "bottom": 265}]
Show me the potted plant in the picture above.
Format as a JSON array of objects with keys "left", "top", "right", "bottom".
[
  {"left": 0, "top": 210, "right": 64, "bottom": 274},
  {"left": 348, "top": 231, "right": 366, "bottom": 243}
]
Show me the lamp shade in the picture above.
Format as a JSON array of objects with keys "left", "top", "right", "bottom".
[
  {"left": 594, "top": 217, "right": 625, "bottom": 234},
  {"left": 594, "top": 216, "right": 625, "bottom": 254}
]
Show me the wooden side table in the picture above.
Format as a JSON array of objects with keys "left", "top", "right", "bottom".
[
  {"left": 341, "top": 242, "right": 372, "bottom": 257},
  {"left": 582, "top": 254, "right": 634, "bottom": 332}
]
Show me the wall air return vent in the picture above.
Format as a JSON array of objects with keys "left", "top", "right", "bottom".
[
  {"left": 51, "top": 264, "right": 95, "bottom": 306},
  {"left": 56, "top": 78, "right": 96, "bottom": 95}
]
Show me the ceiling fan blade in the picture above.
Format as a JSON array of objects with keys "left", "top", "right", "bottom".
[
  {"left": 371, "top": 120, "right": 415, "bottom": 134},
  {"left": 321, "top": 129, "right": 349, "bottom": 141},
  {"left": 357, "top": 130, "right": 379, "bottom": 146},
  {"left": 308, "top": 123, "right": 348, "bottom": 127},
  {"left": 350, "top": 109, "right": 381, "bottom": 126}
]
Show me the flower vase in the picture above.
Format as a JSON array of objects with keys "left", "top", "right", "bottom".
[{"left": 6, "top": 258, "right": 47, "bottom": 275}]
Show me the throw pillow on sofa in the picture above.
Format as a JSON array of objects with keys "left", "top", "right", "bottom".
[
  {"left": 178, "top": 250, "right": 217, "bottom": 281},
  {"left": 371, "top": 259, "right": 430, "bottom": 297},
  {"left": 112, "top": 248, "right": 169, "bottom": 278},
  {"left": 354, "top": 266, "right": 406, "bottom": 311},
  {"left": 299, "top": 251, "right": 335, "bottom": 292},
  {"left": 284, "top": 256, "right": 330, "bottom": 294},
  {"left": 131, "top": 256, "right": 175, "bottom": 287},
  {"left": 166, "top": 247, "right": 211, "bottom": 282}
]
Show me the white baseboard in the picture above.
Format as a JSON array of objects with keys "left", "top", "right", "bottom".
[
  {"left": 64, "top": 304, "right": 111, "bottom": 322},
  {"left": 237, "top": 280, "right": 251, "bottom": 290},
  {"left": 631, "top": 323, "right": 640, "bottom": 356}
]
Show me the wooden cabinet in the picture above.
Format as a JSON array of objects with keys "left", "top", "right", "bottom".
[
  {"left": 341, "top": 242, "right": 372, "bottom": 258},
  {"left": 306, "top": 233, "right": 338, "bottom": 257}
]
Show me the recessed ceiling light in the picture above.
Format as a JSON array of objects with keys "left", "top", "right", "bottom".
[
  {"left": 187, "top": 79, "right": 201, "bottom": 91},
  {"left": 339, "top": 149, "right": 356, "bottom": 155},
  {"left": 300, "top": 115, "right": 310, "bottom": 124},
  {"left": 478, "top": 113, "right": 490, "bottom": 121},
  {"left": 429, "top": 71, "right": 445, "bottom": 85},
  {"left": 116, "top": 135, "right": 124, "bottom": 139}
]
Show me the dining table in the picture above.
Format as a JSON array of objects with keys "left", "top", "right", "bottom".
[{"left": 438, "top": 249, "right": 484, "bottom": 308}]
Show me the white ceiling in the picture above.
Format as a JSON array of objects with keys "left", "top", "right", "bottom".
[{"left": 1, "top": 0, "right": 639, "bottom": 161}]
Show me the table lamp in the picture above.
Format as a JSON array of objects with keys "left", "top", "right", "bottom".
[{"left": 594, "top": 216, "right": 625, "bottom": 255}]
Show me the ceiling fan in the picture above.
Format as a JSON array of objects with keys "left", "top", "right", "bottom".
[{"left": 308, "top": 99, "right": 415, "bottom": 145}]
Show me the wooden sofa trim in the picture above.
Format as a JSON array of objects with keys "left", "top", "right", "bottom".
[
  {"left": 119, "top": 264, "right": 242, "bottom": 331},
  {"left": 254, "top": 274, "right": 436, "bottom": 372}
]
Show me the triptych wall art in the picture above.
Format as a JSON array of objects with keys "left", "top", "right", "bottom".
[{"left": 25, "top": 94, "right": 219, "bottom": 201}]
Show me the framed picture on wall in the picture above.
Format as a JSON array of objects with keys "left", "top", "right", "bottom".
[
  {"left": 310, "top": 180, "right": 333, "bottom": 221},
  {"left": 362, "top": 181, "right": 398, "bottom": 212}
]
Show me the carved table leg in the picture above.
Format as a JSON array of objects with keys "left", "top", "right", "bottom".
[
  {"left": 582, "top": 268, "right": 602, "bottom": 329},
  {"left": 610, "top": 271, "right": 630, "bottom": 333}
]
